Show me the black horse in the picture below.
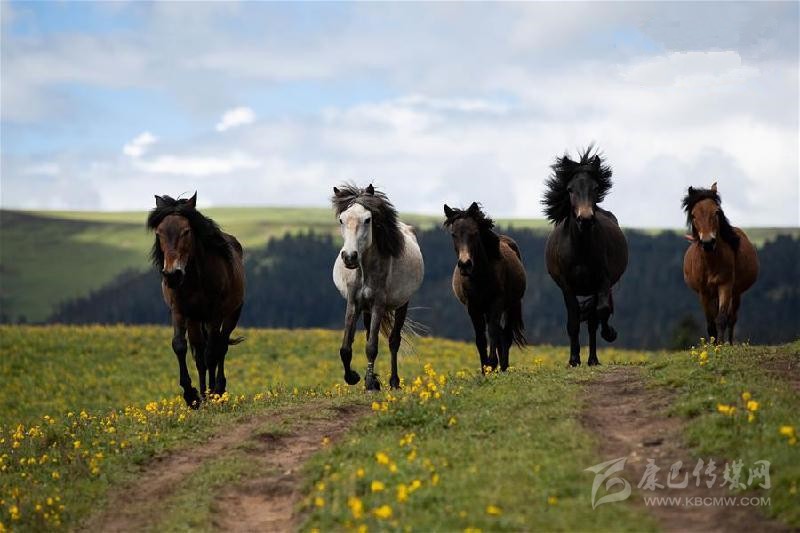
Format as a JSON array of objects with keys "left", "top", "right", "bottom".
[{"left": 543, "top": 147, "right": 627, "bottom": 366}]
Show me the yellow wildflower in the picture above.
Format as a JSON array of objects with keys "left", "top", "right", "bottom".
[
  {"left": 716, "top": 404, "right": 736, "bottom": 416},
  {"left": 314, "top": 496, "right": 325, "bottom": 508},
  {"left": 741, "top": 391, "right": 752, "bottom": 401},
  {"left": 486, "top": 504, "right": 502, "bottom": 516},
  {"left": 375, "top": 451, "right": 390, "bottom": 465},
  {"left": 547, "top": 495, "right": 558, "bottom": 505},
  {"left": 372, "top": 504, "right": 393, "bottom": 519},
  {"left": 396, "top": 483, "right": 409, "bottom": 503},
  {"left": 746, "top": 400, "right": 759, "bottom": 412},
  {"left": 348, "top": 496, "right": 364, "bottom": 519},
  {"left": 356, "top": 467, "right": 365, "bottom": 478},
  {"left": 371, "top": 480, "right": 385, "bottom": 492}
]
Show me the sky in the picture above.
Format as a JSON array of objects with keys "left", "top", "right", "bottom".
[{"left": 1, "top": 1, "right": 798, "bottom": 227}]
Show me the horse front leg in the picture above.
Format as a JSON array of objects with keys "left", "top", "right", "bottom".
[
  {"left": 188, "top": 322, "right": 207, "bottom": 398},
  {"left": 388, "top": 303, "right": 408, "bottom": 389},
  {"left": 563, "top": 290, "right": 581, "bottom": 367},
  {"left": 172, "top": 314, "right": 200, "bottom": 408},
  {"left": 339, "top": 299, "right": 361, "bottom": 385},
  {"left": 728, "top": 293, "right": 741, "bottom": 344},
  {"left": 468, "top": 307, "right": 489, "bottom": 372},
  {"left": 716, "top": 283, "right": 734, "bottom": 345},
  {"left": 365, "top": 301, "right": 385, "bottom": 391}
]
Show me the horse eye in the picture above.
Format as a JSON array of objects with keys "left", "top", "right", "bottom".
[
  {"left": 364, "top": 218, "right": 371, "bottom": 224},
  {"left": 339, "top": 218, "right": 343, "bottom": 225},
  {"left": 567, "top": 187, "right": 573, "bottom": 193}
]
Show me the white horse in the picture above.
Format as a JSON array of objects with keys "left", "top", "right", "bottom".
[{"left": 332, "top": 184, "right": 424, "bottom": 390}]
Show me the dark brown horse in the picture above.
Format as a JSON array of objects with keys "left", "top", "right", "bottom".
[
  {"left": 682, "top": 182, "right": 758, "bottom": 343},
  {"left": 147, "top": 193, "right": 245, "bottom": 407},
  {"left": 543, "top": 147, "right": 627, "bottom": 366},
  {"left": 444, "top": 202, "right": 526, "bottom": 372}
]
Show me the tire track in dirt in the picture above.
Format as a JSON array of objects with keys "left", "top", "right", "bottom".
[
  {"left": 86, "top": 401, "right": 367, "bottom": 532},
  {"left": 582, "top": 367, "right": 787, "bottom": 533}
]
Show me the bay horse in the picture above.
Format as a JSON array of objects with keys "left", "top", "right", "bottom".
[
  {"left": 332, "top": 184, "right": 424, "bottom": 390},
  {"left": 147, "top": 193, "right": 245, "bottom": 407},
  {"left": 682, "top": 182, "right": 758, "bottom": 343},
  {"left": 443, "top": 202, "right": 526, "bottom": 372},
  {"left": 543, "top": 147, "right": 628, "bottom": 366}
]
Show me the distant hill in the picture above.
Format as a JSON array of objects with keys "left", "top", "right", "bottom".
[{"left": 0, "top": 207, "right": 796, "bottom": 323}]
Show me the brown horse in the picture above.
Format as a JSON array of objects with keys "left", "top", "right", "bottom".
[
  {"left": 147, "top": 193, "right": 245, "bottom": 407},
  {"left": 682, "top": 182, "right": 758, "bottom": 344},
  {"left": 444, "top": 202, "right": 526, "bottom": 372}
]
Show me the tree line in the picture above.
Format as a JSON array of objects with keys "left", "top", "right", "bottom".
[{"left": 49, "top": 229, "right": 799, "bottom": 349}]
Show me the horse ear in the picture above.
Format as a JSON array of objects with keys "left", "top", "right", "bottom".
[
  {"left": 444, "top": 204, "right": 454, "bottom": 219},
  {"left": 333, "top": 186, "right": 341, "bottom": 196},
  {"left": 711, "top": 182, "right": 718, "bottom": 192},
  {"left": 155, "top": 195, "right": 168, "bottom": 208},
  {"left": 186, "top": 192, "right": 197, "bottom": 209},
  {"left": 365, "top": 184, "right": 375, "bottom": 195},
  {"left": 592, "top": 154, "right": 601, "bottom": 170},
  {"left": 468, "top": 202, "right": 480, "bottom": 214},
  {"left": 688, "top": 186, "right": 695, "bottom": 195}
]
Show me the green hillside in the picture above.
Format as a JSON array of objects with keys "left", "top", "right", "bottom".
[{"left": 0, "top": 207, "right": 795, "bottom": 323}]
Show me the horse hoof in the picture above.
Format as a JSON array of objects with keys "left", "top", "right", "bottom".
[
  {"left": 344, "top": 370, "right": 361, "bottom": 385},
  {"left": 365, "top": 375, "right": 381, "bottom": 391},
  {"left": 183, "top": 387, "right": 201, "bottom": 409},
  {"left": 568, "top": 359, "right": 581, "bottom": 368},
  {"left": 588, "top": 359, "right": 601, "bottom": 366},
  {"left": 389, "top": 376, "right": 401, "bottom": 389},
  {"left": 601, "top": 326, "right": 617, "bottom": 343}
]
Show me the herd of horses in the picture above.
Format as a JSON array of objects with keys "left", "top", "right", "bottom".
[{"left": 147, "top": 146, "right": 759, "bottom": 406}]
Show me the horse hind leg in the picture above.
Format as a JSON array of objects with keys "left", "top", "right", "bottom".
[
  {"left": 587, "top": 310, "right": 600, "bottom": 366},
  {"left": 599, "top": 292, "right": 617, "bottom": 342},
  {"left": 388, "top": 303, "right": 408, "bottom": 389},
  {"left": 364, "top": 303, "right": 385, "bottom": 391},
  {"left": 728, "top": 293, "right": 741, "bottom": 344},
  {"left": 214, "top": 304, "right": 244, "bottom": 396}
]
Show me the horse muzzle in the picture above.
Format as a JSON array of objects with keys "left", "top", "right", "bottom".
[
  {"left": 341, "top": 251, "right": 359, "bottom": 270},
  {"left": 457, "top": 258, "right": 473, "bottom": 276},
  {"left": 701, "top": 238, "right": 717, "bottom": 252},
  {"left": 162, "top": 268, "right": 185, "bottom": 288}
]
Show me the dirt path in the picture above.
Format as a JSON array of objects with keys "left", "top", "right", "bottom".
[
  {"left": 87, "top": 401, "right": 367, "bottom": 532},
  {"left": 582, "top": 367, "right": 787, "bottom": 533}
]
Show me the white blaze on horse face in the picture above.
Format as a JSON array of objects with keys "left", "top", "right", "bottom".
[{"left": 339, "top": 203, "right": 372, "bottom": 261}]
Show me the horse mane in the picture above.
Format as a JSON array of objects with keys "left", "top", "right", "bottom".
[
  {"left": 681, "top": 187, "right": 740, "bottom": 251},
  {"left": 542, "top": 145, "right": 613, "bottom": 224},
  {"left": 331, "top": 183, "right": 404, "bottom": 258},
  {"left": 146, "top": 195, "right": 233, "bottom": 269},
  {"left": 443, "top": 203, "right": 501, "bottom": 260}
]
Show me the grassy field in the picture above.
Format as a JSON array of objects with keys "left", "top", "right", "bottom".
[{"left": 0, "top": 325, "right": 797, "bottom": 531}]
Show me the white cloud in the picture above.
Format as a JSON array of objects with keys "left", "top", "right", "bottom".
[
  {"left": 215, "top": 107, "right": 255, "bottom": 132},
  {"left": 22, "top": 163, "right": 61, "bottom": 176},
  {"left": 122, "top": 132, "right": 158, "bottom": 158},
  {"left": 134, "top": 152, "right": 261, "bottom": 176}
]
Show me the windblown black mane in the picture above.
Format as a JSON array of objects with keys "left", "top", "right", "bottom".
[
  {"left": 331, "top": 184, "right": 404, "bottom": 258},
  {"left": 682, "top": 187, "right": 740, "bottom": 251},
  {"left": 542, "top": 146, "right": 613, "bottom": 224},
  {"left": 443, "top": 203, "right": 501, "bottom": 260},
  {"left": 146, "top": 195, "right": 233, "bottom": 269}
]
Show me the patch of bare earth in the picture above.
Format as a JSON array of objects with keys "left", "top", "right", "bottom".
[
  {"left": 86, "top": 402, "right": 367, "bottom": 533},
  {"left": 758, "top": 346, "right": 800, "bottom": 394},
  {"left": 582, "top": 367, "right": 787, "bottom": 533}
]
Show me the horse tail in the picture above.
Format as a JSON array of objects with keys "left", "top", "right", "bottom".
[
  {"left": 379, "top": 309, "right": 428, "bottom": 352},
  {"left": 228, "top": 336, "right": 245, "bottom": 345},
  {"left": 507, "top": 299, "right": 527, "bottom": 349}
]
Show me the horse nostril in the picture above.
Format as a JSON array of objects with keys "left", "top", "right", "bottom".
[{"left": 458, "top": 259, "right": 473, "bottom": 271}]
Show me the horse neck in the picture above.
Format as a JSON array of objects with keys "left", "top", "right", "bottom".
[{"left": 358, "top": 244, "right": 390, "bottom": 286}]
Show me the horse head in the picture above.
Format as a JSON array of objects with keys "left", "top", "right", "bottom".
[
  {"left": 152, "top": 192, "right": 197, "bottom": 288},
  {"left": 444, "top": 202, "right": 498, "bottom": 277}
]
